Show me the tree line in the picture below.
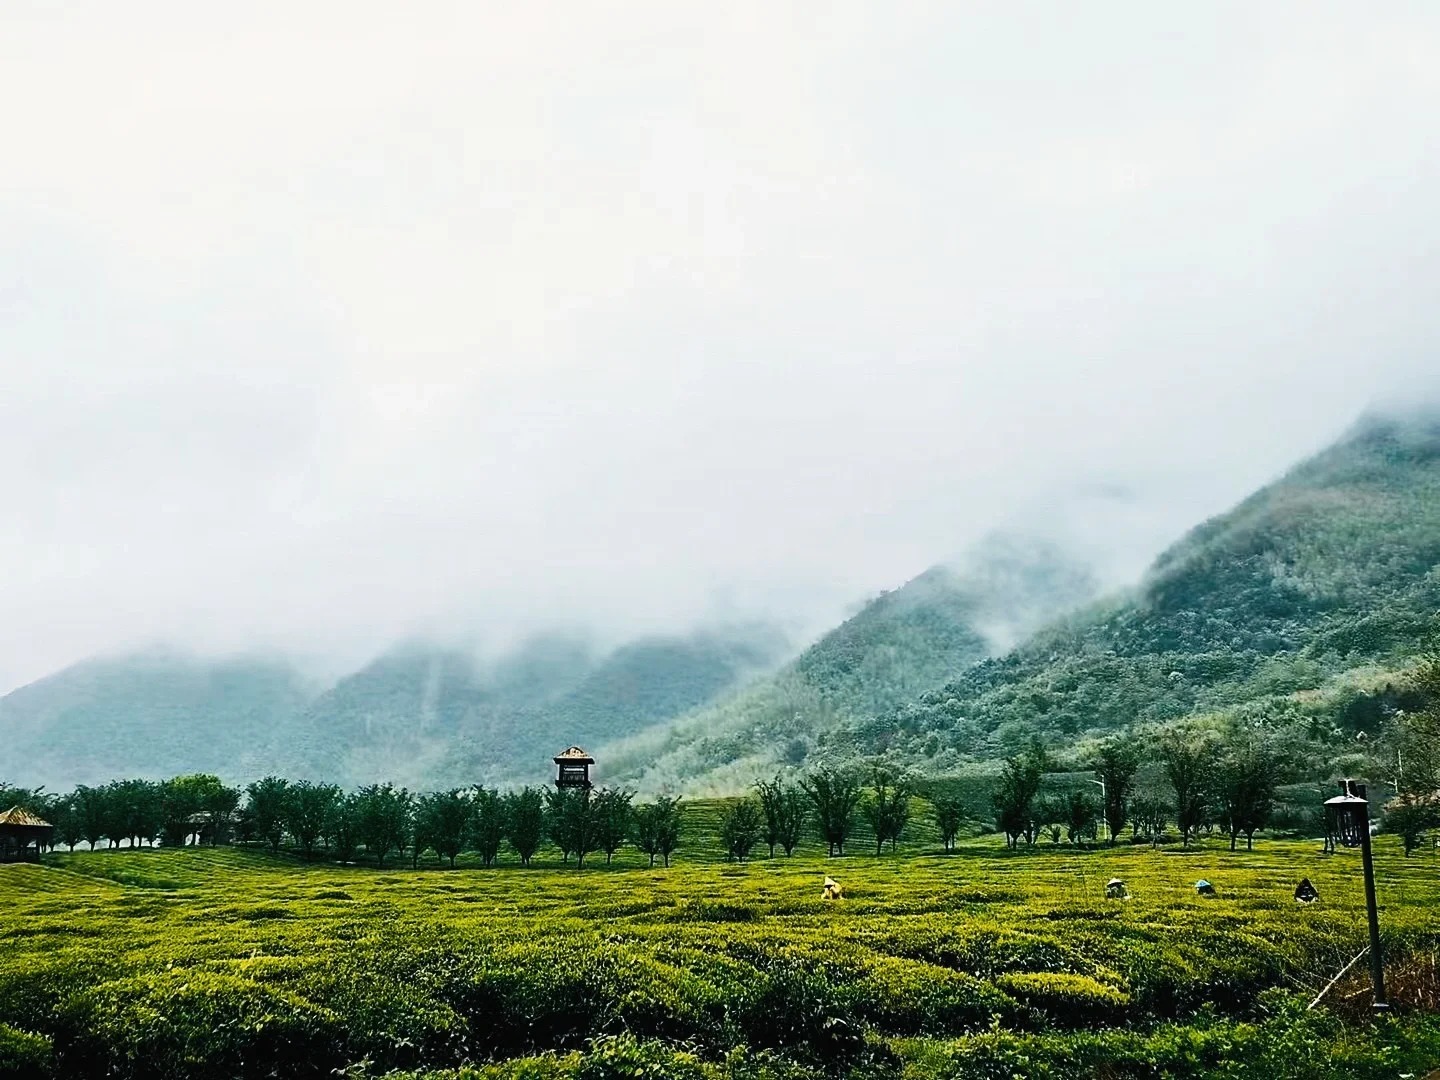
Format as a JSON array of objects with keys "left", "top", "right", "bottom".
[
  {"left": 0, "top": 776, "right": 682, "bottom": 869},
  {"left": 990, "top": 731, "right": 1289, "bottom": 852}
]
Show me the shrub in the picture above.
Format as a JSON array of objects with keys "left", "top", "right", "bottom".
[
  {"left": 52, "top": 971, "right": 343, "bottom": 1080},
  {"left": 0, "top": 1023, "right": 52, "bottom": 1080}
]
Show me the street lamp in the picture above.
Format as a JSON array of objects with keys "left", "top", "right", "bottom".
[{"left": 1324, "top": 779, "right": 1387, "bottom": 1010}]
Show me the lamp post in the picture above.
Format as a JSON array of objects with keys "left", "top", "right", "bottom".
[{"left": 1325, "top": 779, "right": 1387, "bottom": 1010}]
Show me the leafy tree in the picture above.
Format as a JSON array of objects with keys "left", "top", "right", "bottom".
[
  {"left": 753, "top": 775, "right": 809, "bottom": 857},
  {"left": 754, "top": 776, "right": 788, "bottom": 858},
  {"left": 719, "top": 797, "right": 763, "bottom": 861},
  {"left": 801, "top": 766, "right": 862, "bottom": 856},
  {"left": 993, "top": 744, "right": 1046, "bottom": 849},
  {"left": 160, "top": 774, "right": 233, "bottom": 847},
  {"left": 72, "top": 785, "right": 107, "bottom": 850},
  {"left": 546, "top": 788, "right": 598, "bottom": 868},
  {"left": 324, "top": 793, "right": 360, "bottom": 863},
  {"left": 245, "top": 776, "right": 291, "bottom": 854},
  {"left": 51, "top": 795, "right": 83, "bottom": 851},
  {"left": 592, "top": 788, "right": 634, "bottom": 866},
  {"left": 504, "top": 787, "right": 545, "bottom": 866},
  {"left": 1065, "top": 790, "right": 1099, "bottom": 845},
  {"left": 1129, "top": 792, "right": 1169, "bottom": 846},
  {"left": 861, "top": 765, "right": 912, "bottom": 854},
  {"left": 285, "top": 781, "right": 339, "bottom": 860},
  {"left": 355, "top": 783, "right": 411, "bottom": 867},
  {"left": 103, "top": 779, "right": 163, "bottom": 848},
  {"left": 1382, "top": 792, "right": 1440, "bottom": 856},
  {"left": 1216, "top": 741, "right": 1281, "bottom": 850},
  {"left": 1091, "top": 739, "right": 1141, "bottom": 845},
  {"left": 468, "top": 788, "right": 505, "bottom": 868},
  {"left": 932, "top": 794, "right": 965, "bottom": 852},
  {"left": 632, "top": 795, "right": 682, "bottom": 867},
  {"left": 1159, "top": 731, "right": 1214, "bottom": 848},
  {"left": 1033, "top": 794, "right": 1067, "bottom": 845}
]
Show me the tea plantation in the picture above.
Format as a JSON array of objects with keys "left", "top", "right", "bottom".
[{"left": 2, "top": 830, "right": 1438, "bottom": 1079}]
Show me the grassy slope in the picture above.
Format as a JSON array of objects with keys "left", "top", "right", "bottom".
[
  {"left": 1, "top": 832, "right": 1436, "bottom": 1080},
  {"left": 830, "top": 412, "right": 1440, "bottom": 769}
]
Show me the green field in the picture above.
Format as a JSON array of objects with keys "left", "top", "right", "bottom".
[{"left": 2, "top": 825, "right": 1438, "bottom": 1080}]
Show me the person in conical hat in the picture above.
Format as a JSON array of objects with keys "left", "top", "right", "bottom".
[{"left": 821, "top": 876, "right": 843, "bottom": 900}]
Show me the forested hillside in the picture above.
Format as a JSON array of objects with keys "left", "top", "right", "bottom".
[
  {"left": 1, "top": 625, "right": 790, "bottom": 791},
  {"left": 0, "top": 653, "right": 317, "bottom": 788},
  {"left": 599, "top": 537, "right": 1097, "bottom": 792},
  {"left": 837, "top": 410, "right": 1440, "bottom": 768}
]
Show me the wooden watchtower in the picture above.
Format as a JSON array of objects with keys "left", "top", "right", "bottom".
[{"left": 553, "top": 746, "right": 595, "bottom": 791}]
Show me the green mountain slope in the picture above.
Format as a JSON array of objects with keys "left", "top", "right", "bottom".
[
  {"left": 0, "top": 652, "right": 317, "bottom": 788},
  {"left": 2, "top": 624, "right": 790, "bottom": 792},
  {"left": 599, "top": 537, "right": 1097, "bottom": 792},
  {"left": 845, "top": 410, "right": 1440, "bottom": 765},
  {"left": 265, "top": 623, "right": 791, "bottom": 789}
]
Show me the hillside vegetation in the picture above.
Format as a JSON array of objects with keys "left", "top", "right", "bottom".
[
  {"left": 1, "top": 625, "right": 790, "bottom": 792},
  {"left": 632, "top": 412, "right": 1440, "bottom": 789},
  {"left": 847, "top": 412, "right": 1440, "bottom": 769},
  {"left": 599, "top": 538, "right": 1096, "bottom": 793}
]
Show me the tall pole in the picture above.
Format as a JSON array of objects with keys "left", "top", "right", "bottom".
[{"left": 1357, "top": 795, "right": 1388, "bottom": 1010}]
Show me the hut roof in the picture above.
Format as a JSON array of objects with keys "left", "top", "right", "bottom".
[
  {"left": 0, "top": 806, "right": 52, "bottom": 828},
  {"left": 554, "top": 746, "right": 594, "bottom": 763}
]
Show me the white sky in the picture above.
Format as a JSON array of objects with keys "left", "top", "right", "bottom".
[{"left": 3, "top": 2, "right": 1440, "bottom": 691}]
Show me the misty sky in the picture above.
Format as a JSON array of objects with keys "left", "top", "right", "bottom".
[{"left": 4, "top": 3, "right": 1440, "bottom": 692}]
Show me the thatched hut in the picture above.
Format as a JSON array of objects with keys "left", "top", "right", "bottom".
[{"left": 0, "top": 806, "right": 55, "bottom": 862}]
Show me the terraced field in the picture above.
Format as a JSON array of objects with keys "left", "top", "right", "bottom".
[{"left": 2, "top": 835, "right": 1438, "bottom": 1079}]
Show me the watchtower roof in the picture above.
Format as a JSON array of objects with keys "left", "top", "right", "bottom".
[{"left": 553, "top": 746, "right": 594, "bottom": 764}]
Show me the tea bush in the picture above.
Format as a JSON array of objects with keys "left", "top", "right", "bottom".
[{"left": 1, "top": 837, "right": 1436, "bottom": 1078}]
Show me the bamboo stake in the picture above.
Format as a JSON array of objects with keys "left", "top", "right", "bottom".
[{"left": 1309, "top": 947, "right": 1369, "bottom": 1010}]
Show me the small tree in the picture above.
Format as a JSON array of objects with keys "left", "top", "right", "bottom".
[
  {"left": 413, "top": 789, "right": 470, "bottom": 867},
  {"left": 504, "top": 787, "right": 545, "bottom": 866},
  {"left": 1033, "top": 794, "right": 1066, "bottom": 845},
  {"left": 632, "top": 795, "right": 682, "bottom": 867},
  {"left": 73, "top": 785, "right": 107, "bottom": 851},
  {"left": 1092, "top": 739, "right": 1141, "bottom": 845},
  {"left": 720, "top": 798, "right": 763, "bottom": 861},
  {"left": 1159, "top": 730, "right": 1214, "bottom": 848},
  {"left": 754, "top": 776, "right": 787, "bottom": 858},
  {"left": 355, "top": 783, "right": 412, "bottom": 867},
  {"left": 801, "top": 766, "right": 862, "bottom": 856},
  {"left": 245, "top": 776, "right": 291, "bottom": 854},
  {"left": 546, "top": 788, "right": 598, "bottom": 868},
  {"left": 1129, "top": 792, "right": 1169, "bottom": 847},
  {"left": 52, "top": 796, "right": 83, "bottom": 852},
  {"left": 1383, "top": 792, "right": 1440, "bottom": 856},
  {"left": 591, "top": 788, "right": 634, "bottom": 866},
  {"left": 324, "top": 793, "right": 360, "bottom": 863},
  {"left": 286, "top": 781, "right": 339, "bottom": 860},
  {"left": 932, "top": 794, "right": 965, "bottom": 852},
  {"left": 861, "top": 766, "right": 912, "bottom": 854},
  {"left": 1065, "top": 790, "right": 1099, "bottom": 845},
  {"left": 468, "top": 788, "right": 504, "bottom": 868},
  {"left": 1216, "top": 741, "right": 1280, "bottom": 851},
  {"left": 993, "top": 745, "right": 1046, "bottom": 849}
]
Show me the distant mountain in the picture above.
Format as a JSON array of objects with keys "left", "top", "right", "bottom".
[
  {"left": 291, "top": 623, "right": 792, "bottom": 789},
  {"left": 840, "top": 409, "right": 1440, "bottom": 766},
  {"left": 0, "top": 624, "right": 791, "bottom": 791},
  {"left": 597, "top": 536, "right": 1098, "bottom": 792},
  {"left": 0, "top": 652, "right": 317, "bottom": 788}
]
